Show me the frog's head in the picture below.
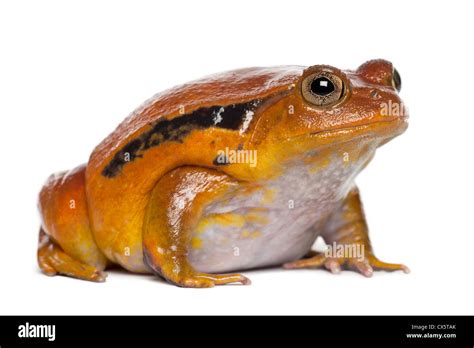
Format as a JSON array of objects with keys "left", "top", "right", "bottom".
[{"left": 254, "top": 60, "right": 408, "bottom": 153}]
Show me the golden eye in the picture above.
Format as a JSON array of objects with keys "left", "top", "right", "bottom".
[{"left": 301, "top": 72, "right": 345, "bottom": 107}]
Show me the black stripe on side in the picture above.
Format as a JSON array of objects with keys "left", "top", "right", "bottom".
[{"left": 101, "top": 99, "right": 263, "bottom": 178}]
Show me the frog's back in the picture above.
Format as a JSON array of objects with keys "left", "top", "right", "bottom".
[
  {"left": 87, "top": 66, "right": 303, "bottom": 177},
  {"left": 85, "top": 66, "right": 303, "bottom": 270}
]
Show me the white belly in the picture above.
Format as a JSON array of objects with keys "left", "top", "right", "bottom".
[{"left": 188, "top": 148, "right": 374, "bottom": 273}]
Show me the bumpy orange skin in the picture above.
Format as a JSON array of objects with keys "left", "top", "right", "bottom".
[{"left": 38, "top": 60, "right": 408, "bottom": 286}]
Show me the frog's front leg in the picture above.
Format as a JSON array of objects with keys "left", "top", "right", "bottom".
[
  {"left": 143, "top": 166, "right": 251, "bottom": 288},
  {"left": 284, "top": 186, "right": 409, "bottom": 277}
]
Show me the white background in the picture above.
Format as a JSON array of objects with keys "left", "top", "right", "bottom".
[{"left": 0, "top": 0, "right": 473, "bottom": 315}]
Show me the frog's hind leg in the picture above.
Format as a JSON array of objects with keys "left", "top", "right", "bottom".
[
  {"left": 38, "top": 228, "right": 107, "bottom": 282},
  {"left": 143, "top": 166, "right": 251, "bottom": 288},
  {"left": 37, "top": 164, "right": 108, "bottom": 282}
]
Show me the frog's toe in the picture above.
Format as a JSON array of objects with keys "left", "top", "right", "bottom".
[
  {"left": 180, "top": 277, "right": 215, "bottom": 288},
  {"left": 367, "top": 255, "right": 410, "bottom": 273},
  {"left": 89, "top": 270, "right": 108, "bottom": 282},
  {"left": 324, "top": 259, "right": 343, "bottom": 274},
  {"left": 211, "top": 273, "right": 251, "bottom": 286},
  {"left": 284, "top": 255, "right": 346, "bottom": 274},
  {"left": 347, "top": 259, "right": 374, "bottom": 277},
  {"left": 283, "top": 253, "right": 327, "bottom": 269},
  {"left": 174, "top": 273, "right": 251, "bottom": 288}
]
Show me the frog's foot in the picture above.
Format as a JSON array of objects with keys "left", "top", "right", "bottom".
[
  {"left": 38, "top": 229, "right": 107, "bottom": 282},
  {"left": 169, "top": 272, "right": 251, "bottom": 288},
  {"left": 283, "top": 252, "right": 409, "bottom": 277},
  {"left": 366, "top": 254, "right": 410, "bottom": 274}
]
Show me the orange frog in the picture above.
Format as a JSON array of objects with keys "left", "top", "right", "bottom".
[{"left": 38, "top": 60, "right": 409, "bottom": 287}]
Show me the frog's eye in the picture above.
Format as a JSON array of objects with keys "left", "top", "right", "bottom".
[
  {"left": 301, "top": 72, "right": 345, "bottom": 107},
  {"left": 392, "top": 67, "right": 402, "bottom": 92}
]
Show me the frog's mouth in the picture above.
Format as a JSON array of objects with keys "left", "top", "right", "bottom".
[
  {"left": 286, "top": 117, "right": 408, "bottom": 149},
  {"left": 313, "top": 117, "right": 406, "bottom": 139}
]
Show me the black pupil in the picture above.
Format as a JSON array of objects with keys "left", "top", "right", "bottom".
[{"left": 310, "top": 77, "right": 335, "bottom": 96}]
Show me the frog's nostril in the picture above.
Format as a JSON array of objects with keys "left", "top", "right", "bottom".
[
  {"left": 370, "top": 89, "right": 382, "bottom": 99},
  {"left": 392, "top": 68, "right": 402, "bottom": 92}
]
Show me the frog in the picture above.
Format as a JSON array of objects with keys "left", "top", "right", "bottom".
[{"left": 37, "top": 59, "right": 409, "bottom": 287}]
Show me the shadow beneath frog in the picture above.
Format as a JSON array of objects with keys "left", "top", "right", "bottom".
[{"left": 105, "top": 263, "right": 166, "bottom": 284}]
